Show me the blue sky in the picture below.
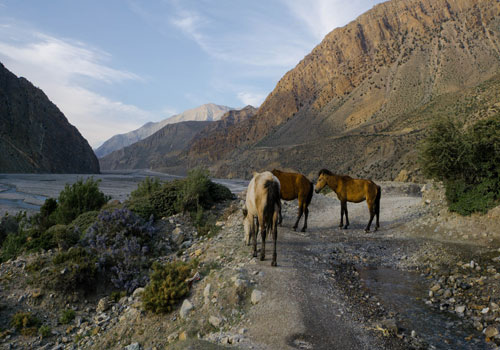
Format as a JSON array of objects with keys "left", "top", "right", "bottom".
[{"left": 0, "top": 0, "right": 384, "bottom": 147}]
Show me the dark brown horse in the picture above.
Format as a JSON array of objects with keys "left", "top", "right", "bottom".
[
  {"left": 314, "top": 169, "right": 381, "bottom": 232},
  {"left": 271, "top": 169, "right": 314, "bottom": 232}
]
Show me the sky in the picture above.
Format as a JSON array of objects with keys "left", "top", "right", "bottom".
[{"left": 0, "top": 0, "right": 385, "bottom": 148}]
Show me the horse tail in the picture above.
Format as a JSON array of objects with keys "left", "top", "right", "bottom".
[
  {"left": 375, "top": 185, "right": 381, "bottom": 216},
  {"left": 264, "top": 179, "right": 280, "bottom": 229},
  {"left": 305, "top": 180, "right": 314, "bottom": 206}
]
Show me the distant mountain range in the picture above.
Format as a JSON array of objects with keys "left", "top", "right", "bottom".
[
  {"left": 0, "top": 62, "right": 99, "bottom": 174},
  {"left": 99, "top": 106, "right": 257, "bottom": 172},
  {"left": 94, "top": 103, "right": 232, "bottom": 158}
]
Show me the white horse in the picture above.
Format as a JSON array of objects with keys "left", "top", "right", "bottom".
[{"left": 242, "top": 171, "right": 281, "bottom": 266}]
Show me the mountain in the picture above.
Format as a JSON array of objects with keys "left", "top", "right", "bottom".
[
  {"left": 94, "top": 103, "right": 232, "bottom": 158},
  {"left": 0, "top": 63, "right": 99, "bottom": 174},
  {"left": 99, "top": 120, "right": 213, "bottom": 172},
  {"left": 181, "top": 0, "right": 500, "bottom": 180}
]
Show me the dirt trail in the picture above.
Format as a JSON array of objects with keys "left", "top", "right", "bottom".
[{"left": 241, "top": 187, "right": 423, "bottom": 349}]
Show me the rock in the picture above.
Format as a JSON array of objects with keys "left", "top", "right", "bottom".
[
  {"left": 172, "top": 228, "right": 185, "bottom": 245},
  {"left": 380, "top": 318, "right": 398, "bottom": 334},
  {"left": 204, "top": 284, "right": 211, "bottom": 298},
  {"left": 443, "top": 289, "right": 452, "bottom": 298},
  {"left": 485, "top": 325, "right": 499, "bottom": 339},
  {"left": 251, "top": 290, "right": 262, "bottom": 305},
  {"left": 97, "top": 297, "right": 109, "bottom": 313},
  {"left": 167, "top": 333, "right": 178, "bottom": 343},
  {"left": 124, "top": 342, "right": 141, "bottom": 350},
  {"left": 179, "top": 331, "right": 187, "bottom": 341},
  {"left": 455, "top": 305, "right": 466, "bottom": 314},
  {"left": 180, "top": 299, "right": 193, "bottom": 319},
  {"left": 482, "top": 307, "right": 490, "bottom": 314},
  {"left": 132, "top": 288, "right": 145, "bottom": 299},
  {"left": 430, "top": 283, "right": 441, "bottom": 292},
  {"left": 209, "top": 316, "right": 222, "bottom": 328},
  {"left": 239, "top": 328, "right": 247, "bottom": 334},
  {"left": 234, "top": 279, "right": 248, "bottom": 288},
  {"left": 194, "top": 249, "right": 203, "bottom": 257}
]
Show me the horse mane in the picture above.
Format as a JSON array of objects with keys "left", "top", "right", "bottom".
[{"left": 318, "top": 168, "right": 333, "bottom": 176}]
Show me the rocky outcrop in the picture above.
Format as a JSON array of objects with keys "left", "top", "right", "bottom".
[
  {"left": 184, "top": 0, "right": 500, "bottom": 179},
  {"left": 95, "top": 103, "right": 232, "bottom": 158},
  {"left": 0, "top": 63, "right": 99, "bottom": 174}
]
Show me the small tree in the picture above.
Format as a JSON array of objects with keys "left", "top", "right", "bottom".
[{"left": 54, "top": 178, "right": 109, "bottom": 225}]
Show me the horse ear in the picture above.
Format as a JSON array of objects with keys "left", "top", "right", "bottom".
[{"left": 242, "top": 207, "right": 248, "bottom": 217}]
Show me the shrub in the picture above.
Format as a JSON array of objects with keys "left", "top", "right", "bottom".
[
  {"left": 0, "top": 231, "right": 28, "bottom": 262},
  {"left": 50, "top": 247, "right": 98, "bottom": 292},
  {"left": 38, "top": 325, "right": 51, "bottom": 338},
  {"left": 84, "top": 209, "right": 158, "bottom": 292},
  {"left": 68, "top": 210, "right": 99, "bottom": 237},
  {"left": 11, "top": 312, "right": 41, "bottom": 336},
  {"left": 47, "top": 224, "right": 79, "bottom": 250},
  {"left": 147, "top": 181, "right": 182, "bottom": 218},
  {"left": 0, "top": 214, "right": 20, "bottom": 246},
  {"left": 53, "top": 178, "right": 110, "bottom": 225},
  {"left": 142, "top": 260, "right": 195, "bottom": 313},
  {"left": 130, "top": 177, "right": 162, "bottom": 200},
  {"left": 59, "top": 309, "right": 75, "bottom": 324},
  {"left": 419, "top": 114, "right": 500, "bottom": 215}
]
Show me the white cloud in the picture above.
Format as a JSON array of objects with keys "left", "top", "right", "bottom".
[
  {"left": 0, "top": 24, "right": 156, "bottom": 147},
  {"left": 237, "top": 92, "right": 266, "bottom": 107},
  {"left": 282, "top": 0, "right": 383, "bottom": 40}
]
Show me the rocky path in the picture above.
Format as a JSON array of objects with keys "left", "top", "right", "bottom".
[{"left": 241, "top": 186, "right": 423, "bottom": 350}]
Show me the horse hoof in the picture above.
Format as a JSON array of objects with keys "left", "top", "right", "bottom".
[
  {"left": 260, "top": 256, "right": 265, "bottom": 261},
  {"left": 253, "top": 252, "right": 257, "bottom": 258},
  {"left": 271, "top": 261, "right": 277, "bottom": 267},
  {"left": 343, "top": 225, "right": 349, "bottom": 230},
  {"left": 293, "top": 226, "right": 298, "bottom": 231},
  {"left": 364, "top": 229, "right": 370, "bottom": 233},
  {"left": 301, "top": 228, "right": 306, "bottom": 233}
]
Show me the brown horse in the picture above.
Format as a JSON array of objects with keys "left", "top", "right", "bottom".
[
  {"left": 243, "top": 171, "right": 281, "bottom": 266},
  {"left": 314, "top": 169, "right": 381, "bottom": 232},
  {"left": 271, "top": 169, "right": 313, "bottom": 232}
]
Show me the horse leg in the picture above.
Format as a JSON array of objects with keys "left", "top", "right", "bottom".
[
  {"left": 293, "top": 201, "right": 303, "bottom": 231},
  {"left": 301, "top": 204, "right": 309, "bottom": 232},
  {"left": 365, "top": 203, "right": 375, "bottom": 233},
  {"left": 343, "top": 201, "right": 349, "bottom": 229},
  {"left": 278, "top": 205, "right": 283, "bottom": 226},
  {"left": 339, "top": 203, "right": 344, "bottom": 228},
  {"left": 272, "top": 211, "right": 278, "bottom": 266},
  {"left": 375, "top": 187, "right": 381, "bottom": 231},
  {"left": 251, "top": 221, "right": 258, "bottom": 257},
  {"left": 260, "top": 226, "right": 266, "bottom": 261}
]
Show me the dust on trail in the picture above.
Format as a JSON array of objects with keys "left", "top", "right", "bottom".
[{"left": 241, "top": 187, "right": 422, "bottom": 350}]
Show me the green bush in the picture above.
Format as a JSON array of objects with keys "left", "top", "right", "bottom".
[
  {"left": 130, "top": 177, "right": 162, "bottom": 200},
  {"left": 419, "top": 114, "right": 500, "bottom": 215},
  {"left": 53, "top": 178, "right": 110, "bottom": 225},
  {"left": 59, "top": 309, "right": 75, "bottom": 324},
  {"left": 0, "top": 214, "right": 20, "bottom": 246},
  {"left": 68, "top": 210, "right": 99, "bottom": 237},
  {"left": 38, "top": 325, "right": 51, "bottom": 338},
  {"left": 47, "top": 224, "right": 79, "bottom": 250},
  {"left": 0, "top": 231, "right": 28, "bottom": 262},
  {"left": 142, "top": 260, "right": 195, "bottom": 313},
  {"left": 49, "top": 247, "right": 98, "bottom": 292},
  {"left": 11, "top": 312, "right": 41, "bottom": 336}
]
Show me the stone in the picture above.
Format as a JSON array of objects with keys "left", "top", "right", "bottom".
[
  {"left": 180, "top": 299, "right": 193, "bottom": 319},
  {"left": 430, "top": 283, "right": 441, "bottom": 292},
  {"left": 455, "top": 305, "right": 466, "bottom": 314},
  {"left": 96, "top": 297, "right": 109, "bottom": 313},
  {"left": 380, "top": 318, "right": 398, "bottom": 334},
  {"left": 204, "top": 284, "right": 211, "bottom": 298},
  {"left": 209, "top": 316, "right": 222, "bottom": 328},
  {"left": 167, "top": 333, "right": 178, "bottom": 343},
  {"left": 443, "top": 289, "right": 452, "bottom": 298},
  {"left": 485, "top": 325, "right": 499, "bottom": 339},
  {"left": 482, "top": 307, "right": 490, "bottom": 314},
  {"left": 179, "top": 331, "right": 187, "bottom": 341},
  {"left": 251, "top": 290, "right": 262, "bottom": 305},
  {"left": 124, "top": 342, "right": 141, "bottom": 350},
  {"left": 132, "top": 287, "right": 145, "bottom": 299},
  {"left": 194, "top": 249, "right": 203, "bottom": 257}
]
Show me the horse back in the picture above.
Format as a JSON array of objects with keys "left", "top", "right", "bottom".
[
  {"left": 343, "top": 178, "right": 377, "bottom": 203},
  {"left": 272, "top": 170, "right": 311, "bottom": 201}
]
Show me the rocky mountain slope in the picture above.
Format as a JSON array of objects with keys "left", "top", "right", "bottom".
[
  {"left": 94, "top": 104, "right": 232, "bottom": 158},
  {"left": 182, "top": 0, "right": 500, "bottom": 180},
  {"left": 0, "top": 63, "right": 99, "bottom": 174},
  {"left": 99, "top": 121, "right": 213, "bottom": 171},
  {"left": 99, "top": 106, "right": 257, "bottom": 173}
]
